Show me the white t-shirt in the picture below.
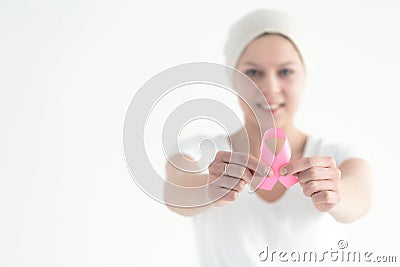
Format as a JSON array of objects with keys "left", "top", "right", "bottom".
[{"left": 176, "top": 133, "right": 370, "bottom": 267}]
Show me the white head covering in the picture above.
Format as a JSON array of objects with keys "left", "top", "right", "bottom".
[{"left": 224, "top": 9, "right": 306, "bottom": 69}]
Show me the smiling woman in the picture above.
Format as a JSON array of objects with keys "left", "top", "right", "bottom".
[{"left": 164, "top": 8, "right": 371, "bottom": 267}]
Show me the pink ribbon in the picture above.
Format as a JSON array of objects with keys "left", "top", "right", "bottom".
[{"left": 257, "top": 128, "right": 298, "bottom": 190}]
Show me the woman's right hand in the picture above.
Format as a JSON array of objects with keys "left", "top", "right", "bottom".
[{"left": 207, "top": 151, "right": 272, "bottom": 207}]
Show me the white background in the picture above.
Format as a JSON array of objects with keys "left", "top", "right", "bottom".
[{"left": 1, "top": 0, "right": 399, "bottom": 266}]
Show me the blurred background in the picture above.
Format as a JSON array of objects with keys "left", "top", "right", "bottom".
[{"left": 1, "top": 0, "right": 399, "bottom": 266}]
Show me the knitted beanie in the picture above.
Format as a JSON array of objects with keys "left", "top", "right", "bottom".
[{"left": 224, "top": 9, "right": 305, "bottom": 69}]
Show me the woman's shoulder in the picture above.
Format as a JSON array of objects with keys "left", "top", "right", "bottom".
[{"left": 304, "top": 133, "right": 371, "bottom": 166}]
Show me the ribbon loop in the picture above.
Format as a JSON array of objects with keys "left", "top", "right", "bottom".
[{"left": 257, "top": 128, "right": 299, "bottom": 190}]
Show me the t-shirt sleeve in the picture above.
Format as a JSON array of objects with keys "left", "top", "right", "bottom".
[
  {"left": 332, "top": 142, "right": 371, "bottom": 166},
  {"left": 305, "top": 135, "right": 371, "bottom": 167}
]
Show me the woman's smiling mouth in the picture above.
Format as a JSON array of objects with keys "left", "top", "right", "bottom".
[{"left": 256, "top": 102, "right": 285, "bottom": 113}]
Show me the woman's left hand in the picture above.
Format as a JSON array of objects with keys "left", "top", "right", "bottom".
[{"left": 281, "top": 156, "right": 341, "bottom": 212}]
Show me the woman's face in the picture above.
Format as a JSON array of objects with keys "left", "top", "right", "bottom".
[{"left": 234, "top": 34, "right": 306, "bottom": 130}]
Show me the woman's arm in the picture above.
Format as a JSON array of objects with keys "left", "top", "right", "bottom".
[
  {"left": 164, "top": 151, "right": 270, "bottom": 217},
  {"left": 329, "top": 159, "right": 372, "bottom": 223},
  {"left": 164, "top": 154, "right": 213, "bottom": 217}
]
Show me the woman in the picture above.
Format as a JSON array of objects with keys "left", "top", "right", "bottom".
[{"left": 164, "top": 9, "right": 371, "bottom": 266}]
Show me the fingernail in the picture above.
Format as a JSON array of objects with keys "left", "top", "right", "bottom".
[
  {"left": 267, "top": 168, "right": 274, "bottom": 177},
  {"left": 280, "top": 167, "right": 288, "bottom": 176}
]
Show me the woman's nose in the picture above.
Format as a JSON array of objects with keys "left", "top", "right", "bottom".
[{"left": 258, "top": 75, "right": 282, "bottom": 96}]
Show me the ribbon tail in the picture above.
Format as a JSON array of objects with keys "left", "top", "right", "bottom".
[
  {"left": 258, "top": 175, "right": 279, "bottom": 191},
  {"left": 279, "top": 175, "right": 299, "bottom": 188}
]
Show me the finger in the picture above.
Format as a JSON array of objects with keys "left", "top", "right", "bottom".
[
  {"left": 311, "top": 191, "right": 340, "bottom": 205},
  {"left": 221, "top": 190, "right": 238, "bottom": 202},
  {"left": 241, "top": 169, "right": 257, "bottom": 185},
  {"left": 301, "top": 180, "right": 339, "bottom": 197},
  {"left": 224, "top": 163, "right": 247, "bottom": 178},
  {"left": 314, "top": 203, "right": 336, "bottom": 212},
  {"left": 232, "top": 179, "right": 246, "bottom": 192},
  {"left": 208, "top": 162, "right": 246, "bottom": 179},
  {"left": 282, "top": 157, "right": 336, "bottom": 176},
  {"left": 216, "top": 175, "right": 243, "bottom": 191},
  {"left": 297, "top": 167, "right": 341, "bottom": 184},
  {"left": 211, "top": 184, "right": 239, "bottom": 201},
  {"left": 208, "top": 162, "right": 225, "bottom": 177},
  {"left": 215, "top": 151, "right": 271, "bottom": 177},
  {"left": 207, "top": 183, "right": 238, "bottom": 203},
  {"left": 207, "top": 174, "right": 219, "bottom": 183},
  {"left": 209, "top": 161, "right": 230, "bottom": 177},
  {"left": 225, "top": 164, "right": 254, "bottom": 184}
]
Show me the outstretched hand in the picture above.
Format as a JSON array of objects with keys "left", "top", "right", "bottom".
[
  {"left": 281, "top": 156, "right": 341, "bottom": 212},
  {"left": 207, "top": 151, "right": 271, "bottom": 207}
]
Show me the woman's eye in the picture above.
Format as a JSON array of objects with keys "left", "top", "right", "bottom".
[
  {"left": 279, "top": 69, "right": 294, "bottom": 76},
  {"left": 245, "top": 69, "right": 260, "bottom": 77}
]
